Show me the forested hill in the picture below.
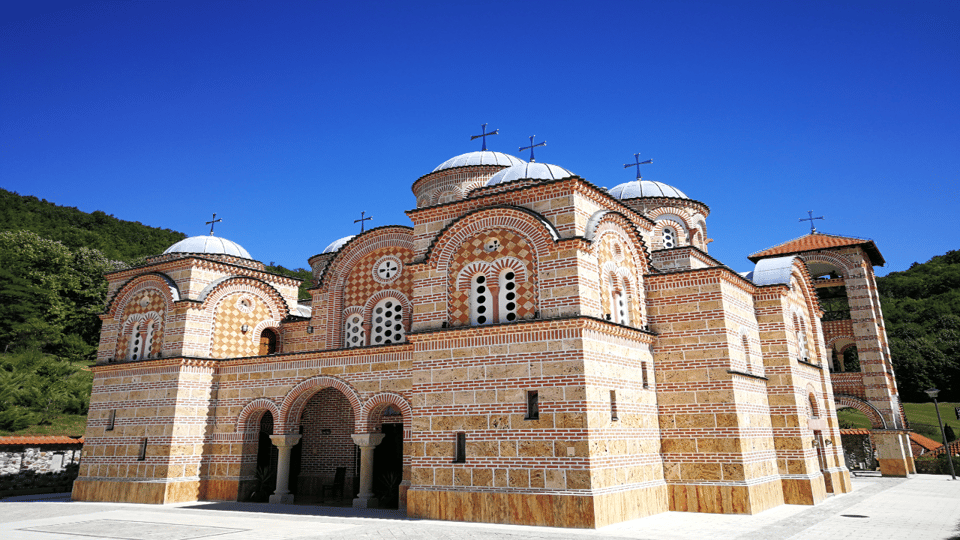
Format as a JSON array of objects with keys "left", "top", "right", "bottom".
[
  {"left": 0, "top": 188, "right": 186, "bottom": 263},
  {"left": 879, "top": 250, "right": 960, "bottom": 402}
]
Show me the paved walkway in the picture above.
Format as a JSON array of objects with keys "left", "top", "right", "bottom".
[{"left": 1, "top": 475, "right": 958, "bottom": 539}]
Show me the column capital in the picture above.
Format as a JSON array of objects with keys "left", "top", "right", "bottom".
[
  {"left": 351, "top": 432, "right": 385, "bottom": 448},
  {"left": 269, "top": 434, "right": 302, "bottom": 448}
]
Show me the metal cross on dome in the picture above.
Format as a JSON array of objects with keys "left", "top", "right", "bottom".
[
  {"left": 205, "top": 213, "right": 222, "bottom": 235},
  {"left": 519, "top": 135, "right": 546, "bottom": 162},
  {"left": 624, "top": 153, "right": 653, "bottom": 180},
  {"left": 354, "top": 211, "right": 372, "bottom": 232},
  {"left": 799, "top": 210, "right": 825, "bottom": 234},
  {"left": 470, "top": 123, "right": 499, "bottom": 151}
]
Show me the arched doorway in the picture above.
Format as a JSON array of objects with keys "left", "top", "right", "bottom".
[
  {"left": 293, "top": 387, "right": 357, "bottom": 503},
  {"left": 240, "top": 411, "right": 277, "bottom": 502},
  {"left": 259, "top": 328, "right": 278, "bottom": 355},
  {"left": 371, "top": 405, "right": 404, "bottom": 508}
]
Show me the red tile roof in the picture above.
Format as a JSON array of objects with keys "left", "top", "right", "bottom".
[
  {"left": 840, "top": 428, "right": 873, "bottom": 435},
  {"left": 748, "top": 233, "right": 885, "bottom": 266},
  {"left": 928, "top": 439, "right": 960, "bottom": 457},
  {"left": 0, "top": 436, "right": 84, "bottom": 446},
  {"left": 910, "top": 432, "right": 942, "bottom": 453}
]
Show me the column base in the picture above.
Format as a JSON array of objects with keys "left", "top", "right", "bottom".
[
  {"left": 353, "top": 496, "right": 379, "bottom": 508},
  {"left": 269, "top": 492, "right": 295, "bottom": 504}
]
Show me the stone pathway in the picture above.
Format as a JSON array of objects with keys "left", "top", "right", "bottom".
[{"left": 0, "top": 475, "right": 958, "bottom": 540}]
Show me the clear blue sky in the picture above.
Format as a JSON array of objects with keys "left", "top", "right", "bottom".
[{"left": 2, "top": 1, "right": 958, "bottom": 275}]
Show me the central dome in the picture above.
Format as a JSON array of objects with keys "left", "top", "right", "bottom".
[
  {"left": 432, "top": 151, "right": 525, "bottom": 172},
  {"left": 607, "top": 180, "right": 688, "bottom": 200},
  {"left": 485, "top": 162, "right": 575, "bottom": 186},
  {"left": 163, "top": 235, "right": 252, "bottom": 259}
]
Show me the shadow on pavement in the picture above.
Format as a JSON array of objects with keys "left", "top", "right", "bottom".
[{"left": 180, "top": 500, "right": 411, "bottom": 521}]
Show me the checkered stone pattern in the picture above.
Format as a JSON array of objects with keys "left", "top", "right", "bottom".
[
  {"left": 595, "top": 231, "right": 643, "bottom": 326},
  {"left": 343, "top": 247, "right": 414, "bottom": 308},
  {"left": 114, "top": 289, "right": 165, "bottom": 360},
  {"left": 211, "top": 293, "right": 270, "bottom": 358},
  {"left": 447, "top": 228, "right": 536, "bottom": 326}
]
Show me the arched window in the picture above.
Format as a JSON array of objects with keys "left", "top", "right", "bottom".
[
  {"left": 498, "top": 269, "right": 518, "bottom": 323},
  {"left": 662, "top": 226, "right": 676, "bottom": 249},
  {"left": 128, "top": 319, "right": 154, "bottom": 360},
  {"left": 470, "top": 273, "right": 492, "bottom": 325},
  {"left": 344, "top": 314, "right": 365, "bottom": 348},
  {"left": 371, "top": 297, "right": 405, "bottom": 345},
  {"left": 808, "top": 393, "right": 820, "bottom": 418}
]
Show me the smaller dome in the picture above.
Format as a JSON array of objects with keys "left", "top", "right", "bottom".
[
  {"left": 432, "top": 151, "right": 525, "bottom": 172},
  {"left": 486, "top": 163, "right": 575, "bottom": 186},
  {"left": 322, "top": 235, "right": 356, "bottom": 254},
  {"left": 607, "top": 180, "right": 688, "bottom": 200},
  {"left": 164, "top": 235, "right": 252, "bottom": 259}
]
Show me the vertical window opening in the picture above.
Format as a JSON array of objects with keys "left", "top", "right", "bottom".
[
  {"left": 742, "top": 335, "right": 752, "bottom": 373},
  {"left": 372, "top": 298, "right": 405, "bottom": 344},
  {"left": 641, "top": 361, "right": 650, "bottom": 389},
  {"left": 663, "top": 226, "right": 676, "bottom": 249},
  {"left": 344, "top": 314, "right": 365, "bottom": 347},
  {"left": 526, "top": 390, "right": 539, "bottom": 420},
  {"left": 453, "top": 432, "right": 466, "bottom": 463},
  {"left": 610, "top": 390, "right": 618, "bottom": 421},
  {"left": 470, "top": 274, "right": 492, "bottom": 326},
  {"left": 138, "top": 438, "right": 148, "bottom": 461},
  {"left": 106, "top": 409, "right": 116, "bottom": 431},
  {"left": 498, "top": 269, "right": 518, "bottom": 323}
]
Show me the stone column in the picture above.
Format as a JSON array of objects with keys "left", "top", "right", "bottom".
[
  {"left": 268, "top": 434, "right": 301, "bottom": 504},
  {"left": 351, "top": 433, "right": 385, "bottom": 508}
]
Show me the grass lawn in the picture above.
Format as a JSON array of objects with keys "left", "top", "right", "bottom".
[
  {"left": 0, "top": 414, "right": 88, "bottom": 438},
  {"left": 903, "top": 402, "right": 960, "bottom": 443}
]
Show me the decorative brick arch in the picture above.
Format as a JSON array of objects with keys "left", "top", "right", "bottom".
[
  {"left": 835, "top": 394, "right": 887, "bottom": 429},
  {"left": 589, "top": 212, "right": 651, "bottom": 275},
  {"left": 826, "top": 334, "right": 857, "bottom": 350},
  {"left": 360, "top": 392, "right": 413, "bottom": 436},
  {"left": 362, "top": 289, "right": 413, "bottom": 333},
  {"left": 456, "top": 257, "right": 528, "bottom": 292},
  {"left": 107, "top": 273, "right": 179, "bottom": 318},
  {"left": 236, "top": 398, "right": 281, "bottom": 435},
  {"left": 801, "top": 252, "right": 856, "bottom": 278},
  {"left": 278, "top": 376, "right": 363, "bottom": 434},
  {"left": 201, "top": 278, "right": 288, "bottom": 321},
  {"left": 428, "top": 206, "right": 558, "bottom": 273},
  {"left": 318, "top": 226, "right": 415, "bottom": 289}
]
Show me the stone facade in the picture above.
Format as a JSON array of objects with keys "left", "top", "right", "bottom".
[{"left": 74, "top": 148, "right": 863, "bottom": 527}]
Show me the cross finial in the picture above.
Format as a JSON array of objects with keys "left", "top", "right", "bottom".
[
  {"left": 799, "top": 210, "right": 825, "bottom": 234},
  {"left": 624, "top": 153, "right": 653, "bottom": 180},
  {"left": 470, "top": 123, "right": 499, "bottom": 151},
  {"left": 205, "top": 213, "right": 222, "bottom": 235},
  {"left": 354, "top": 211, "right": 372, "bottom": 232},
  {"left": 519, "top": 135, "right": 546, "bottom": 162}
]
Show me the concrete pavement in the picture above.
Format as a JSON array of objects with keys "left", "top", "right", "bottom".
[{"left": 1, "top": 475, "right": 958, "bottom": 540}]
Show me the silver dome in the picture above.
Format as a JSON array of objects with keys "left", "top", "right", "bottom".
[
  {"left": 607, "top": 180, "right": 689, "bottom": 200},
  {"left": 322, "top": 235, "right": 356, "bottom": 254},
  {"left": 432, "top": 151, "right": 525, "bottom": 172},
  {"left": 485, "top": 163, "right": 575, "bottom": 186},
  {"left": 163, "top": 236, "right": 252, "bottom": 259}
]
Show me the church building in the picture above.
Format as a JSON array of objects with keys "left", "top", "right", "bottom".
[{"left": 73, "top": 130, "right": 911, "bottom": 528}]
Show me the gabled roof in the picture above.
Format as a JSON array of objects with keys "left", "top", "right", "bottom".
[
  {"left": 748, "top": 232, "right": 885, "bottom": 266},
  {"left": 909, "top": 432, "right": 941, "bottom": 455}
]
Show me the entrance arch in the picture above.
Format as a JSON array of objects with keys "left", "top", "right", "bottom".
[
  {"left": 835, "top": 394, "right": 887, "bottom": 429},
  {"left": 275, "top": 376, "right": 363, "bottom": 503},
  {"left": 361, "top": 393, "right": 412, "bottom": 508}
]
